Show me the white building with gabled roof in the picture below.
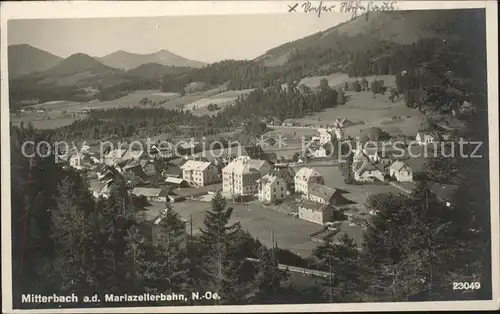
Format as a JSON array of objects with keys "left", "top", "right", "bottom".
[
  {"left": 388, "top": 160, "right": 414, "bottom": 182},
  {"left": 294, "top": 167, "right": 324, "bottom": 196},
  {"left": 181, "top": 160, "right": 219, "bottom": 187},
  {"left": 257, "top": 169, "right": 287, "bottom": 203}
]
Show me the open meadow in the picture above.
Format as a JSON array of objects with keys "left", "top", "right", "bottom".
[
  {"left": 294, "top": 95, "right": 424, "bottom": 138},
  {"left": 146, "top": 199, "right": 323, "bottom": 257}
]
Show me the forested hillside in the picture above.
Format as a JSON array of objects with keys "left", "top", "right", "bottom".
[{"left": 9, "top": 9, "right": 485, "bottom": 107}]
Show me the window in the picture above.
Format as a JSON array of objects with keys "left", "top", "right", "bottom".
[{"left": 273, "top": 188, "right": 276, "bottom": 192}]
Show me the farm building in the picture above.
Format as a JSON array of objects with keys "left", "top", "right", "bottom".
[
  {"left": 132, "top": 187, "right": 170, "bottom": 202},
  {"left": 306, "top": 184, "right": 351, "bottom": 206},
  {"left": 298, "top": 202, "right": 335, "bottom": 225},
  {"left": 165, "top": 177, "right": 189, "bottom": 188}
]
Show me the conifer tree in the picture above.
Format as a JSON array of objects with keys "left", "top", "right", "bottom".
[
  {"left": 252, "top": 245, "right": 289, "bottom": 303},
  {"left": 51, "top": 174, "right": 96, "bottom": 295},
  {"left": 312, "top": 234, "right": 365, "bottom": 302},
  {"left": 144, "top": 205, "right": 192, "bottom": 299},
  {"left": 198, "top": 192, "right": 246, "bottom": 304}
]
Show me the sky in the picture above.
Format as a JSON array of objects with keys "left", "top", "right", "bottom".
[{"left": 7, "top": 14, "right": 351, "bottom": 63}]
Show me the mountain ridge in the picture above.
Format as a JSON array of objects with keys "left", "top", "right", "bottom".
[
  {"left": 8, "top": 44, "right": 64, "bottom": 78},
  {"left": 98, "top": 49, "right": 206, "bottom": 70}
]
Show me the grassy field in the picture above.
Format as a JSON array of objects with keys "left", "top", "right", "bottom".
[
  {"left": 292, "top": 92, "right": 424, "bottom": 138},
  {"left": 270, "top": 74, "right": 424, "bottom": 139},
  {"left": 184, "top": 88, "right": 254, "bottom": 116},
  {"left": 146, "top": 199, "right": 323, "bottom": 257},
  {"left": 10, "top": 114, "right": 79, "bottom": 129}
]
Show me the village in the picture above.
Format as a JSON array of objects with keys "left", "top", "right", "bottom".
[{"left": 58, "top": 118, "right": 457, "bottom": 256}]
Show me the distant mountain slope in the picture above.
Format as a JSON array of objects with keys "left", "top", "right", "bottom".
[
  {"left": 45, "top": 53, "right": 120, "bottom": 77},
  {"left": 125, "top": 63, "right": 193, "bottom": 80},
  {"left": 99, "top": 49, "right": 206, "bottom": 70},
  {"left": 256, "top": 10, "right": 465, "bottom": 67},
  {"left": 8, "top": 44, "right": 63, "bottom": 78}
]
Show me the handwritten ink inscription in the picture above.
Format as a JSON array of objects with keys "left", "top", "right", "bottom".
[
  {"left": 289, "top": 1, "right": 398, "bottom": 19},
  {"left": 301, "top": 1, "right": 337, "bottom": 17},
  {"left": 340, "top": 1, "right": 398, "bottom": 19}
]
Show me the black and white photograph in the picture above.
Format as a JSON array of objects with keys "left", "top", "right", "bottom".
[{"left": 1, "top": 1, "right": 498, "bottom": 312}]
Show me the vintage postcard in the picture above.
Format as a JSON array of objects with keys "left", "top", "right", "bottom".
[{"left": 1, "top": 1, "right": 498, "bottom": 313}]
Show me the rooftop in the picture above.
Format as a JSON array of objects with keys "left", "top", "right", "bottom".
[
  {"left": 132, "top": 187, "right": 164, "bottom": 198},
  {"left": 299, "top": 201, "right": 332, "bottom": 212},
  {"left": 223, "top": 156, "right": 269, "bottom": 175},
  {"left": 294, "top": 167, "right": 323, "bottom": 181},
  {"left": 181, "top": 160, "right": 213, "bottom": 172},
  {"left": 309, "top": 183, "right": 338, "bottom": 200}
]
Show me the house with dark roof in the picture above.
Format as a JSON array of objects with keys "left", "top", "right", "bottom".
[
  {"left": 163, "top": 163, "right": 183, "bottom": 178},
  {"left": 307, "top": 183, "right": 350, "bottom": 206},
  {"left": 353, "top": 161, "right": 385, "bottom": 182}
]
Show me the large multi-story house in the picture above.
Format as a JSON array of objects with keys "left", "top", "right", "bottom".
[
  {"left": 181, "top": 160, "right": 219, "bottom": 187},
  {"left": 294, "top": 167, "right": 324, "bottom": 196},
  {"left": 222, "top": 156, "right": 272, "bottom": 196},
  {"left": 257, "top": 170, "right": 287, "bottom": 203}
]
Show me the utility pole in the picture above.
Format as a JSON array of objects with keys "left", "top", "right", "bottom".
[
  {"left": 329, "top": 254, "right": 333, "bottom": 303},
  {"left": 189, "top": 214, "right": 193, "bottom": 241},
  {"left": 271, "top": 228, "right": 276, "bottom": 263}
]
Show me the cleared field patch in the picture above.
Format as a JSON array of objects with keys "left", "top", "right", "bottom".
[
  {"left": 207, "top": 89, "right": 255, "bottom": 99},
  {"left": 184, "top": 97, "right": 237, "bottom": 111},
  {"left": 299, "top": 74, "right": 395, "bottom": 89},
  {"left": 294, "top": 90, "right": 424, "bottom": 137},
  {"left": 87, "top": 90, "right": 181, "bottom": 110},
  {"left": 184, "top": 89, "right": 255, "bottom": 114},
  {"left": 10, "top": 114, "right": 79, "bottom": 129}
]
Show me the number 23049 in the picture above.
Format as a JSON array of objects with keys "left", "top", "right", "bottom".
[{"left": 453, "top": 282, "right": 481, "bottom": 290}]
